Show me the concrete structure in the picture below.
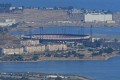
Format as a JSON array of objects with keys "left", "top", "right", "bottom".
[
  {"left": 106, "top": 20, "right": 115, "bottom": 23},
  {"left": 84, "top": 13, "right": 113, "bottom": 22},
  {"left": 46, "top": 44, "right": 67, "bottom": 51},
  {"left": 20, "top": 39, "right": 40, "bottom": 46},
  {"left": 25, "top": 45, "right": 46, "bottom": 53},
  {"left": 9, "top": 7, "right": 16, "bottom": 10},
  {"left": 0, "top": 19, "right": 16, "bottom": 27},
  {"left": 2, "top": 47, "right": 24, "bottom": 55}
]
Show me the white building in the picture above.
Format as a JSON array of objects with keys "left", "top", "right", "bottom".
[
  {"left": 84, "top": 13, "right": 113, "bottom": 22},
  {"left": 0, "top": 19, "right": 16, "bottom": 27},
  {"left": 9, "top": 6, "right": 23, "bottom": 10},
  {"left": 2, "top": 47, "right": 24, "bottom": 55},
  {"left": 20, "top": 40, "right": 40, "bottom": 46},
  {"left": 72, "top": 9, "right": 81, "bottom": 14},
  {"left": 25, "top": 45, "right": 46, "bottom": 53},
  {"left": 46, "top": 44, "right": 67, "bottom": 51}
]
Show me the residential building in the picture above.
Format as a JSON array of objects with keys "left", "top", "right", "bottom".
[
  {"left": 25, "top": 45, "right": 46, "bottom": 53},
  {"left": 20, "top": 39, "right": 40, "bottom": 46},
  {"left": 1, "top": 47, "right": 24, "bottom": 55},
  {"left": 46, "top": 44, "right": 67, "bottom": 51}
]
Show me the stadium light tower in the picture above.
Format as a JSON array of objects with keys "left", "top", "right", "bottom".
[
  {"left": 28, "top": 26, "right": 32, "bottom": 40},
  {"left": 39, "top": 26, "right": 44, "bottom": 41},
  {"left": 90, "top": 25, "right": 93, "bottom": 42}
]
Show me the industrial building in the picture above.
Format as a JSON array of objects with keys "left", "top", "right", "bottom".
[{"left": 84, "top": 13, "right": 113, "bottom": 22}]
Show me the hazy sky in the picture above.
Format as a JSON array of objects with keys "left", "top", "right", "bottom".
[{"left": 0, "top": 0, "right": 119, "bottom": 11}]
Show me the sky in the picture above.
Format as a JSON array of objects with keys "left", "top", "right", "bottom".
[{"left": 0, "top": 0, "right": 120, "bottom": 11}]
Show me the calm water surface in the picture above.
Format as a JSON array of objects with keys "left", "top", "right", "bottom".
[
  {"left": 0, "top": 56, "right": 120, "bottom": 80},
  {"left": 10, "top": 26, "right": 120, "bottom": 35}
]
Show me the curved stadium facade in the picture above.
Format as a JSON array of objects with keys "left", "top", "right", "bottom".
[{"left": 22, "top": 34, "right": 91, "bottom": 42}]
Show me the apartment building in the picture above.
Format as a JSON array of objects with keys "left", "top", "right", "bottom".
[
  {"left": 46, "top": 44, "right": 67, "bottom": 51},
  {"left": 20, "top": 39, "right": 40, "bottom": 46},
  {"left": 1, "top": 47, "right": 24, "bottom": 55},
  {"left": 25, "top": 45, "right": 46, "bottom": 53}
]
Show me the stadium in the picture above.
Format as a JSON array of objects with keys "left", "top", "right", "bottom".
[{"left": 22, "top": 34, "right": 91, "bottom": 42}]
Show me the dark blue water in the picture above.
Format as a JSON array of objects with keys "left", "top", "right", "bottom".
[
  {"left": 10, "top": 26, "right": 120, "bottom": 35},
  {"left": 0, "top": 56, "right": 120, "bottom": 80},
  {"left": 0, "top": 0, "right": 120, "bottom": 12}
]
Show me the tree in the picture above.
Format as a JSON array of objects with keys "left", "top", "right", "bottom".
[
  {"left": 114, "top": 38, "right": 118, "bottom": 43},
  {"left": 104, "top": 47, "right": 113, "bottom": 54},
  {"left": 99, "top": 50, "right": 104, "bottom": 55},
  {"left": 94, "top": 40, "right": 103, "bottom": 47},
  {"left": 13, "top": 54, "right": 23, "bottom": 61},
  {"left": 78, "top": 54, "right": 85, "bottom": 58},
  {"left": 92, "top": 53, "right": 100, "bottom": 56},
  {"left": 45, "top": 53, "right": 51, "bottom": 57},
  {"left": 71, "top": 51, "right": 76, "bottom": 54},
  {"left": 5, "top": 54, "right": 24, "bottom": 61},
  {"left": 32, "top": 55, "right": 39, "bottom": 61}
]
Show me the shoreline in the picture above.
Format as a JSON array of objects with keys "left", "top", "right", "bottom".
[
  {"left": 0, "top": 72, "right": 92, "bottom": 80},
  {"left": 12, "top": 25, "right": 120, "bottom": 31},
  {"left": 0, "top": 54, "right": 119, "bottom": 63}
]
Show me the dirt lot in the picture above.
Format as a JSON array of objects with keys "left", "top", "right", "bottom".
[{"left": 0, "top": 9, "right": 120, "bottom": 29}]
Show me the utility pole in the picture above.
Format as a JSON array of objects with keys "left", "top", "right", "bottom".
[
  {"left": 81, "top": 22, "right": 85, "bottom": 40},
  {"left": 39, "top": 27, "right": 42, "bottom": 39},
  {"left": 17, "top": 28, "right": 22, "bottom": 40},
  {"left": 39, "top": 27, "right": 43, "bottom": 41},
  {"left": 41, "top": 27, "right": 43, "bottom": 41}
]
